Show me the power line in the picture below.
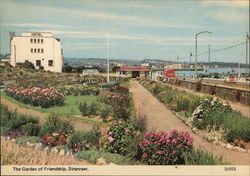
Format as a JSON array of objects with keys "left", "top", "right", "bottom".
[{"left": 178, "top": 41, "right": 246, "bottom": 61}]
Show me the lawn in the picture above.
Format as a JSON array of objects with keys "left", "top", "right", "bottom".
[
  {"left": 120, "top": 82, "right": 130, "bottom": 88},
  {"left": 1, "top": 91, "right": 99, "bottom": 116},
  {"left": 44, "top": 95, "right": 99, "bottom": 115}
]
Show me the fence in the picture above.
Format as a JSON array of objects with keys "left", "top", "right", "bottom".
[{"left": 158, "top": 77, "right": 250, "bottom": 106}]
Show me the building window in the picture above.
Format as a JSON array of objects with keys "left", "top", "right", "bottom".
[
  {"left": 41, "top": 39, "right": 43, "bottom": 43},
  {"left": 41, "top": 49, "right": 44, "bottom": 53},
  {"left": 31, "top": 48, "right": 33, "bottom": 53},
  {"left": 38, "top": 39, "right": 40, "bottom": 43},
  {"left": 31, "top": 39, "right": 33, "bottom": 43},
  {"left": 34, "top": 48, "right": 37, "bottom": 53},
  {"left": 36, "top": 60, "right": 41, "bottom": 67},
  {"left": 34, "top": 39, "right": 36, "bottom": 43},
  {"left": 38, "top": 48, "right": 40, "bottom": 53},
  {"left": 48, "top": 60, "right": 53, "bottom": 66}
]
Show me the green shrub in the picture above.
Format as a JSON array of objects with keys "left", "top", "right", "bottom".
[
  {"left": 74, "top": 150, "right": 134, "bottom": 165},
  {"left": 184, "top": 149, "right": 224, "bottom": 165},
  {"left": 100, "top": 106, "right": 112, "bottom": 122},
  {"left": 21, "top": 123, "right": 41, "bottom": 136},
  {"left": 1, "top": 127, "right": 11, "bottom": 134},
  {"left": 174, "top": 94, "right": 192, "bottom": 112},
  {"left": 192, "top": 98, "right": 232, "bottom": 130},
  {"left": 79, "top": 102, "right": 89, "bottom": 116},
  {"left": 89, "top": 102, "right": 99, "bottom": 116},
  {"left": 16, "top": 136, "right": 41, "bottom": 146},
  {"left": 67, "top": 126, "right": 101, "bottom": 153},
  {"left": 0, "top": 104, "right": 39, "bottom": 131},
  {"left": 132, "top": 113, "right": 147, "bottom": 133},
  {"left": 39, "top": 115, "right": 74, "bottom": 136},
  {"left": 100, "top": 121, "right": 141, "bottom": 158}
]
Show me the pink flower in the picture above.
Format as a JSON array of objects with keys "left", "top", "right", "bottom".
[
  {"left": 156, "top": 151, "right": 164, "bottom": 155},
  {"left": 142, "top": 153, "right": 148, "bottom": 158},
  {"left": 108, "top": 136, "right": 115, "bottom": 143}
]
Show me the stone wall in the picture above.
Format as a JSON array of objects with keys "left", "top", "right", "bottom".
[{"left": 159, "top": 77, "right": 250, "bottom": 106}]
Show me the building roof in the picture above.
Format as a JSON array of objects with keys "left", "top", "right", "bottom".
[{"left": 117, "top": 66, "right": 150, "bottom": 72}]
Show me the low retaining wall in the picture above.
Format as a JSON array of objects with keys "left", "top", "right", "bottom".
[{"left": 158, "top": 77, "right": 250, "bottom": 106}]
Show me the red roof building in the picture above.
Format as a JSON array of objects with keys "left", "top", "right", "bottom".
[{"left": 117, "top": 66, "right": 150, "bottom": 78}]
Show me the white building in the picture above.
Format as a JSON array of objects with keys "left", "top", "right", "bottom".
[{"left": 10, "top": 32, "right": 63, "bottom": 72}]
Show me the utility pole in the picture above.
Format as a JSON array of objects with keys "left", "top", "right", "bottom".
[
  {"left": 246, "top": 33, "right": 248, "bottom": 76},
  {"left": 208, "top": 44, "right": 210, "bottom": 75},
  {"left": 176, "top": 55, "right": 179, "bottom": 78},
  {"left": 190, "top": 51, "right": 192, "bottom": 77},
  {"left": 107, "top": 33, "right": 110, "bottom": 82},
  {"left": 238, "top": 62, "right": 241, "bottom": 78}
]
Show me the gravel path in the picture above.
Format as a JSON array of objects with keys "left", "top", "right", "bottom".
[
  {"left": 130, "top": 80, "right": 250, "bottom": 165},
  {"left": 0, "top": 96, "right": 93, "bottom": 131}
]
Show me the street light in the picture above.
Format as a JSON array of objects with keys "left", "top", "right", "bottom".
[{"left": 195, "top": 31, "right": 212, "bottom": 78}]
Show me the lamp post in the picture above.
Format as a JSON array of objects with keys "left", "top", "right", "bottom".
[{"left": 195, "top": 31, "right": 212, "bottom": 78}]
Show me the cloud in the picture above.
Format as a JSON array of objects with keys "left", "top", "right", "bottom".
[
  {"left": 201, "top": 0, "right": 249, "bottom": 8},
  {"left": 208, "top": 9, "right": 248, "bottom": 22},
  {"left": 0, "top": 0, "right": 199, "bottom": 29},
  {"left": 1, "top": 23, "right": 65, "bottom": 28},
  {"left": 45, "top": 29, "right": 243, "bottom": 47},
  {"left": 78, "top": 0, "right": 172, "bottom": 10}
]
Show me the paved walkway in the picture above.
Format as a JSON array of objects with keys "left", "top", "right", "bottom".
[
  {"left": 130, "top": 80, "right": 250, "bottom": 165},
  {"left": 0, "top": 96, "right": 93, "bottom": 131}
]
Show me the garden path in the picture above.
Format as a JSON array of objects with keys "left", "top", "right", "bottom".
[
  {"left": 0, "top": 96, "right": 93, "bottom": 131},
  {"left": 130, "top": 80, "right": 250, "bottom": 165}
]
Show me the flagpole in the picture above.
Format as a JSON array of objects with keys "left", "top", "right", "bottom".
[{"left": 107, "top": 33, "right": 110, "bottom": 83}]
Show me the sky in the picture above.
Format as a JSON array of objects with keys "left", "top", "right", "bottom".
[{"left": 0, "top": 0, "right": 249, "bottom": 63}]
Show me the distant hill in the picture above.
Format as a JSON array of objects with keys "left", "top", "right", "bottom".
[
  {"left": 64, "top": 57, "right": 140, "bottom": 66},
  {"left": 0, "top": 54, "right": 10, "bottom": 59},
  {"left": 64, "top": 57, "right": 249, "bottom": 68}
]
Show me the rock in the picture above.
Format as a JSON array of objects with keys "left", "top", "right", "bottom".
[
  {"left": 28, "top": 143, "right": 36, "bottom": 148},
  {"left": 236, "top": 147, "right": 246, "bottom": 152},
  {"left": 51, "top": 148, "right": 59, "bottom": 154},
  {"left": 44, "top": 147, "right": 50, "bottom": 152},
  {"left": 11, "top": 139, "right": 16, "bottom": 142},
  {"left": 217, "top": 141, "right": 226, "bottom": 147},
  {"left": 108, "top": 163, "right": 116, "bottom": 166},
  {"left": 212, "top": 140, "right": 219, "bottom": 145},
  {"left": 226, "top": 143, "right": 233, "bottom": 150},
  {"left": 192, "top": 127, "right": 198, "bottom": 133},
  {"left": 59, "top": 149, "right": 65, "bottom": 155},
  {"left": 35, "top": 143, "right": 43, "bottom": 150},
  {"left": 6, "top": 136, "right": 11, "bottom": 140},
  {"left": 96, "top": 158, "right": 107, "bottom": 165},
  {"left": 66, "top": 151, "right": 72, "bottom": 156},
  {"left": 26, "top": 142, "right": 30, "bottom": 146}
]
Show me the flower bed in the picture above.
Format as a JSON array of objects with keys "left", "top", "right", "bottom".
[
  {"left": 138, "top": 78, "right": 250, "bottom": 145},
  {"left": 140, "top": 130, "right": 193, "bottom": 165},
  {"left": 55, "top": 85, "right": 100, "bottom": 96},
  {"left": 5, "top": 86, "right": 64, "bottom": 108},
  {"left": 100, "top": 86, "right": 132, "bottom": 121}
]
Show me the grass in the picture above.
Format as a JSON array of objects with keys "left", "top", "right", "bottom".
[
  {"left": 184, "top": 149, "right": 228, "bottom": 165},
  {"left": 1, "top": 137, "right": 90, "bottom": 165},
  {"left": 42, "top": 95, "right": 99, "bottom": 115},
  {"left": 1, "top": 91, "right": 106, "bottom": 126},
  {"left": 16, "top": 136, "right": 41, "bottom": 146},
  {"left": 74, "top": 150, "right": 135, "bottom": 165},
  {"left": 1, "top": 91, "right": 98, "bottom": 115},
  {"left": 120, "top": 82, "right": 131, "bottom": 88}
]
